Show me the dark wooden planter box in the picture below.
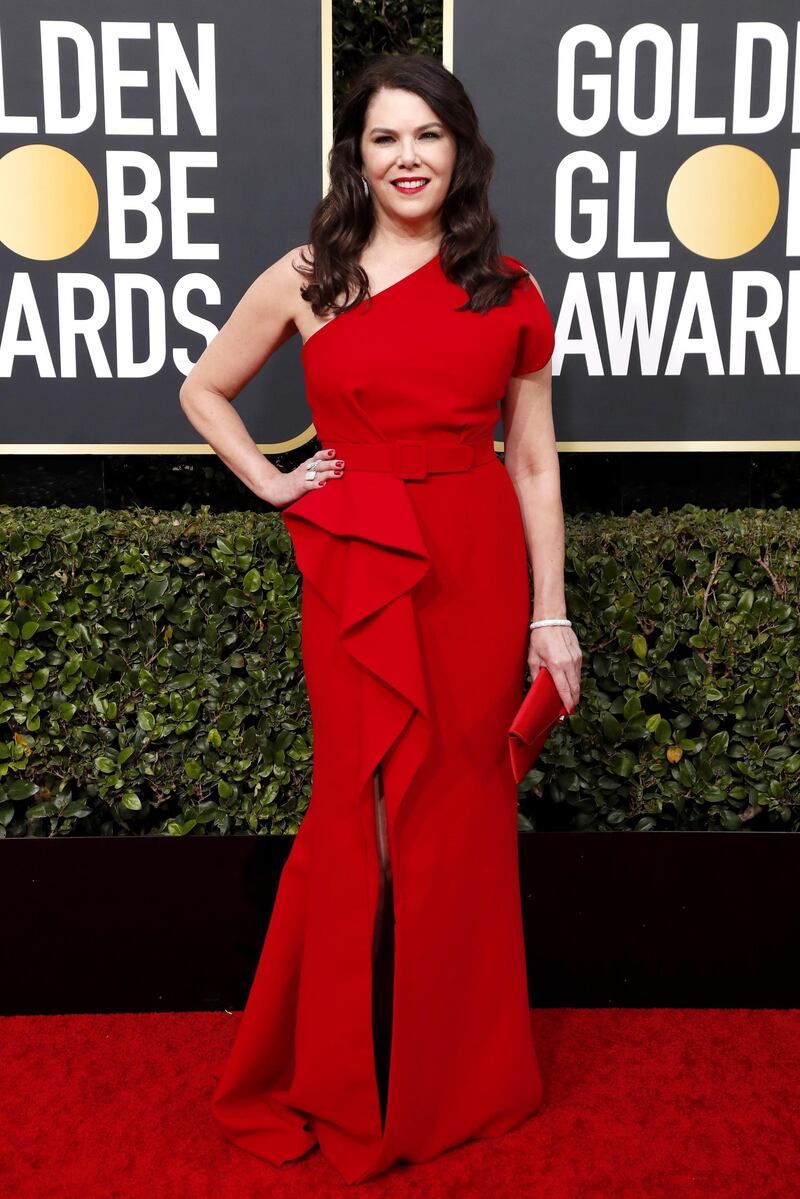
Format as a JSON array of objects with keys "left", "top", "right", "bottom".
[{"left": 3, "top": 832, "right": 798, "bottom": 1014}]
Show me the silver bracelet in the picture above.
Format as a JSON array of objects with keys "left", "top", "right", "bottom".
[{"left": 530, "top": 618, "right": 572, "bottom": 629}]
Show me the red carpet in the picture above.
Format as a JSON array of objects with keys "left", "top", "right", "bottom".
[{"left": 3, "top": 1008, "right": 799, "bottom": 1197}]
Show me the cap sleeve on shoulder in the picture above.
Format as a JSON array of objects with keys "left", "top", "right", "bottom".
[{"left": 505, "top": 255, "right": 555, "bottom": 378}]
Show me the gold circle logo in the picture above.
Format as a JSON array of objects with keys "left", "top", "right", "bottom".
[
  {"left": 666, "top": 145, "right": 779, "bottom": 259},
  {"left": 0, "top": 144, "right": 99, "bottom": 260}
]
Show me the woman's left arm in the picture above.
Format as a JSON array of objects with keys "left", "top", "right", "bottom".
[{"left": 501, "top": 332, "right": 582, "bottom": 712}]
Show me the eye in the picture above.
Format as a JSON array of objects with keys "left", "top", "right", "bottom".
[{"left": 373, "top": 131, "right": 441, "bottom": 144}]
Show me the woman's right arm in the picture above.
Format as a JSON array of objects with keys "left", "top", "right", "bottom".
[{"left": 178, "top": 247, "right": 336, "bottom": 508}]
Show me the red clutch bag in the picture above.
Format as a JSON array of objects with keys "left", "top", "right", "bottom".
[{"left": 508, "top": 666, "right": 573, "bottom": 783}]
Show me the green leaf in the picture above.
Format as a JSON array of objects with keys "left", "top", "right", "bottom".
[
  {"left": 631, "top": 634, "right": 648, "bottom": 661},
  {"left": 602, "top": 713, "right": 622, "bottom": 742},
  {"left": 707, "top": 731, "right": 729, "bottom": 756},
  {"left": 609, "top": 751, "right": 636, "bottom": 778},
  {"left": 144, "top": 575, "right": 169, "bottom": 602},
  {"left": 654, "top": 718, "right": 672, "bottom": 745},
  {"left": 8, "top": 780, "right": 39, "bottom": 801},
  {"left": 27, "top": 801, "right": 58, "bottom": 819}
]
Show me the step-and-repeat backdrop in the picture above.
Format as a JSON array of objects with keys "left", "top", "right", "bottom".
[
  {"left": 1, "top": 1, "right": 796, "bottom": 452},
  {"left": 0, "top": 0, "right": 325, "bottom": 453},
  {"left": 452, "top": 0, "right": 798, "bottom": 448}
]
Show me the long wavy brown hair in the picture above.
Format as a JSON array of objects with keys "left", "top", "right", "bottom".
[{"left": 294, "top": 52, "right": 531, "bottom": 320}]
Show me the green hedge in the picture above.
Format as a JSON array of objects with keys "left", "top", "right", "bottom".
[
  {"left": 0, "top": 507, "right": 307, "bottom": 837},
  {"left": 520, "top": 504, "right": 800, "bottom": 832},
  {"left": 1, "top": 504, "right": 798, "bottom": 837}
]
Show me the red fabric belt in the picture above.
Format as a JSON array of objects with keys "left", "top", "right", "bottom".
[{"left": 322, "top": 439, "right": 497, "bottom": 481}]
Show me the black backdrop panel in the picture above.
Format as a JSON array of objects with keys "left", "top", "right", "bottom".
[
  {"left": 0, "top": 0, "right": 322, "bottom": 449},
  {"left": 454, "top": 0, "right": 799, "bottom": 445}
]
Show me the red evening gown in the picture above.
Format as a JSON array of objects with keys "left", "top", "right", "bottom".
[{"left": 210, "top": 250, "right": 556, "bottom": 1185}]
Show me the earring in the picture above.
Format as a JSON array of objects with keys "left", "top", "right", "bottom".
[{"left": 361, "top": 175, "right": 369, "bottom": 197}]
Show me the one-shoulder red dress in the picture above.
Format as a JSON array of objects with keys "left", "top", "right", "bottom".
[{"left": 210, "top": 250, "right": 556, "bottom": 1185}]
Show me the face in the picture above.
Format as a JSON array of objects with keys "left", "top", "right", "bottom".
[{"left": 359, "top": 87, "right": 456, "bottom": 228}]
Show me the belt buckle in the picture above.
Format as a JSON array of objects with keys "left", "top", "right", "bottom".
[{"left": 393, "top": 439, "right": 428, "bottom": 480}]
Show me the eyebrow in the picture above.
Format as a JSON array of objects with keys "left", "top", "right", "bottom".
[{"left": 368, "top": 122, "right": 443, "bottom": 134}]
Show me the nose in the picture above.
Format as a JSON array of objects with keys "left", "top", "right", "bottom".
[{"left": 397, "top": 139, "right": 420, "bottom": 166}]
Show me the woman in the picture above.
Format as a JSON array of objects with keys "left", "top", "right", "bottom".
[{"left": 180, "top": 52, "right": 582, "bottom": 1186}]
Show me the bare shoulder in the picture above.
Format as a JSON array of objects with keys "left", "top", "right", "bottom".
[
  {"left": 178, "top": 245, "right": 309, "bottom": 403},
  {"left": 291, "top": 242, "right": 315, "bottom": 271},
  {"left": 231, "top": 244, "right": 313, "bottom": 339},
  {"left": 285, "top": 243, "right": 317, "bottom": 290},
  {"left": 254, "top": 244, "right": 311, "bottom": 307},
  {"left": 283, "top": 243, "right": 316, "bottom": 320}
]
